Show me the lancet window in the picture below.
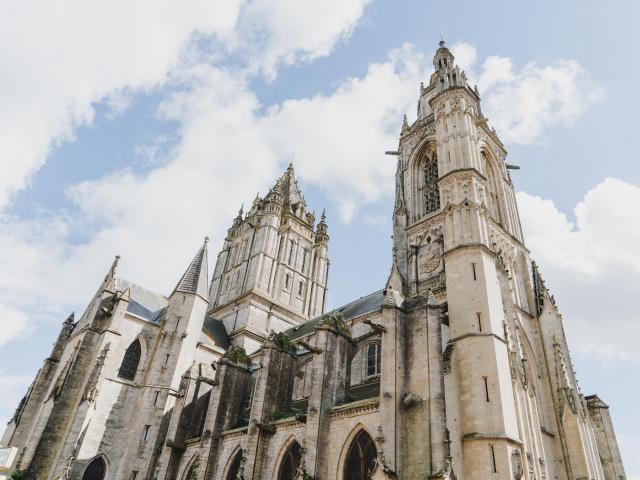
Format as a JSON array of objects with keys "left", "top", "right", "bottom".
[
  {"left": 226, "top": 451, "right": 243, "bottom": 480},
  {"left": 366, "top": 343, "right": 381, "bottom": 378},
  {"left": 277, "top": 441, "right": 302, "bottom": 480},
  {"left": 344, "top": 430, "right": 377, "bottom": 480},
  {"left": 118, "top": 339, "right": 141, "bottom": 381},
  {"left": 423, "top": 152, "right": 440, "bottom": 215}
]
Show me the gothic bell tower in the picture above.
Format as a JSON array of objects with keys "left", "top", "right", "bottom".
[
  {"left": 208, "top": 165, "right": 329, "bottom": 354},
  {"left": 391, "top": 40, "right": 532, "bottom": 479}
]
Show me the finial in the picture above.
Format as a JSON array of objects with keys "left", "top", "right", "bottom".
[
  {"left": 439, "top": 33, "right": 445, "bottom": 48},
  {"left": 402, "top": 114, "right": 409, "bottom": 130},
  {"left": 320, "top": 209, "right": 326, "bottom": 222},
  {"left": 204, "top": 236, "right": 210, "bottom": 244},
  {"left": 64, "top": 312, "right": 75, "bottom": 324},
  {"left": 237, "top": 204, "right": 244, "bottom": 217}
]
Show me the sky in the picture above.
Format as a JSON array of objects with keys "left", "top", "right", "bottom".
[{"left": 0, "top": 0, "right": 638, "bottom": 475}]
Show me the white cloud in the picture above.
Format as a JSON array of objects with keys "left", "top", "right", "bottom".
[
  {"left": 0, "top": 0, "right": 244, "bottom": 209},
  {"left": 234, "top": 0, "right": 371, "bottom": 78},
  {"left": 0, "top": 0, "right": 372, "bottom": 210},
  {"left": 518, "top": 178, "right": 640, "bottom": 360},
  {"left": 0, "top": 304, "right": 30, "bottom": 346},
  {"left": 450, "top": 42, "right": 603, "bottom": 144}
]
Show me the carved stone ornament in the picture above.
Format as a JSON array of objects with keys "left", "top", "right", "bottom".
[
  {"left": 428, "top": 458, "right": 457, "bottom": 480},
  {"left": 402, "top": 392, "right": 423, "bottom": 409}
]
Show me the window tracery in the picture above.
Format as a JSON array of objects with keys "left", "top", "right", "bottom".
[
  {"left": 277, "top": 441, "right": 301, "bottom": 480},
  {"left": 422, "top": 152, "right": 440, "bottom": 215},
  {"left": 344, "top": 430, "right": 377, "bottom": 480}
]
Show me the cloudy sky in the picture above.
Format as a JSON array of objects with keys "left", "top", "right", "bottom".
[{"left": 1, "top": 0, "right": 638, "bottom": 474}]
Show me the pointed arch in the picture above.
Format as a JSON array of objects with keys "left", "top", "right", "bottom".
[
  {"left": 182, "top": 453, "right": 200, "bottom": 480},
  {"left": 222, "top": 446, "right": 243, "bottom": 480},
  {"left": 409, "top": 141, "right": 440, "bottom": 223},
  {"left": 273, "top": 435, "right": 302, "bottom": 480},
  {"left": 82, "top": 455, "right": 107, "bottom": 480},
  {"left": 480, "top": 149, "right": 505, "bottom": 224},
  {"left": 118, "top": 338, "right": 142, "bottom": 381},
  {"left": 337, "top": 424, "right": 378, "bottom": 480}
]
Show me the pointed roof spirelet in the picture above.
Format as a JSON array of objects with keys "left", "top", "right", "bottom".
[
  {"left": 315, "top": 209, "right": 329, "bottom": 244},
  {"left": 173, "top": 237, "right": 209, "bottom": 300},
  {"left": 64, "top": 312, "right": 75, "bottom": 325},
  {"left": 401, "top": 114, "right": 409, "bottom": 132}
]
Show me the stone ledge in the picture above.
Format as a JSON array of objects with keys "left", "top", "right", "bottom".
[
  {"left": 330, "top": 398, "right": 379, "bottom": 419},
  {"left": 462, "top": 432, "right": 523, "bottom": 447}
]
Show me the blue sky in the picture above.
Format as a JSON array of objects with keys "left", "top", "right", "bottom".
[{"left": 1, "top": 0, "right": 638, "bottom": 474}]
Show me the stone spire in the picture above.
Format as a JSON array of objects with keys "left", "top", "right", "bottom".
[{"left": 173, "top": 237, "right": 209, "bottom": 301}]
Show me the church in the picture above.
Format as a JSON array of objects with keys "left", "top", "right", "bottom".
[{"left": 1, "top": 41, "right": 627, "bottom": 480}]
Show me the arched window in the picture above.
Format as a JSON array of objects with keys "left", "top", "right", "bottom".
[
  {"left": 482, "top": 151, "right": 503, "bottom": 224},
  {"left": 83, "top": 456, "right": 106, "bottom": 480},
  {"left": 226, "top": 450, "right": 243, "bottom": 480},
  {"left": 423, "top": 152, "right": 440, "bottom": 215},
  {"left": 118, "top": 339, "right": 141, "bottom": 381},
  {"left": 366, "top": 343, "right": 381, "bottom": 378},
  {"left": 344, "top": 430, "right": 377, "bottom": 480},
  {"left": 278, "top": 441, "right": 302, "bottom": 480}
]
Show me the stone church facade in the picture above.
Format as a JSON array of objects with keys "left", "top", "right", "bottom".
[{"left": 1, "top": 41, "right": 626, "bottom": 480}]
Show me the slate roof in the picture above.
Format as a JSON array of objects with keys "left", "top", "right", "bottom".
[
  {"left": 202, "top": 316, "right": 231, "bottom": 349},
  {"left": 173, "top": 239, "right": 209, "bottom": 300},
  {"left": 287, "top": 289, "right": 384, "bottom": 341},
  {"left": 117, "top": 278, "right": 168, "bottom": 324}
]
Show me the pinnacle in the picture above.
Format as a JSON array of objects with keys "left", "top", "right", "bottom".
[{"left": 172, "top": 238, "right": 210, "bottom": 300}]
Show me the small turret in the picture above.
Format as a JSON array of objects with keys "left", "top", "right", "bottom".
[
  {"left": 315, "top": 209, "right": 329, "bottom": 245},
  {"left": 233, "top": 205, "right": 244, "bottom": 227},
  {"left": 432, "top": 38, "right": 467, "bottom": 92}
]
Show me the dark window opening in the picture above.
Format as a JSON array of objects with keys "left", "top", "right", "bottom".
[
  {"left": 477, "top": 312, "right": 482, "bottom": 332},
  {"left": 423, "top": 153, "right": 440, "bottom": 215},
  {"left": 277, "top": 441, "right": 302, "bottom": 480},
  {"left": 344, "top": 430, "right": 377, "bottom": 480},
  {"left": 472, "top": 263, "right": 477, "bottom": 281},
  {"left": 83, "top": 457, "right": 106, "bottom": 480},
  {"left": 118, "top": 339, "right": 141, "bottom": 381},
  {"left": 491, "top": 444, "right": 497, "bottom": 473},
  {"left": 226, "top": 450, "right": 243, "bottom": 480},
  {"left": 484, "top": 377, "right": 490, "bottom": 402},
  {"left": 143, "top": 424, "right": 151, "bottom": 441}
]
